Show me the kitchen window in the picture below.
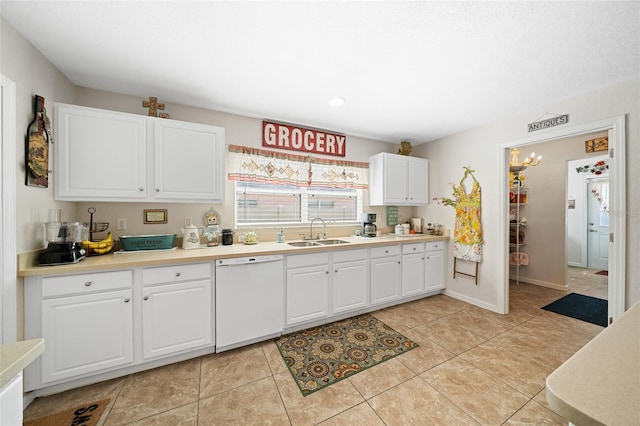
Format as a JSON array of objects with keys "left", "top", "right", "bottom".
[{"left": 235, "top": 181, "right": 362, "bottom": 225}]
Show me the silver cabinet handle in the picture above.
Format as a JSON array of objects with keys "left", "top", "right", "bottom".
[
  {"left": 143, "top": 296, "right": 149, "bottom": 301},
  {"left": 175, "top": 272, "right": 181, "bottom": 277},
  {"left": 334, "top": 269, "right": 338, "bottom": 273},
  {"left": 325, "top": 271, "right": 329, "bottom": 274},
  {"left": 156, "top": 188, "right": 160, "bottom": 192},
  {"left": 139, "top": 187, "right": 144, "bottom": 191},
  {"left": 124, "top": 298, "right": 130, "bottom": 303},
  {"left": 84, "top": 281, "right": 92, "bottom": 287},
  {"left": 397, "top": 261, "right": 401, "bottom": 264}
]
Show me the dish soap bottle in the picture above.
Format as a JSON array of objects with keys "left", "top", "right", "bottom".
[{"left": 276, "top": 228, "right": 285, "bottom": 243}]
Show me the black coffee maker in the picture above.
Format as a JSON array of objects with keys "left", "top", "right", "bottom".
[
  {"left": 362, "top": 213, "right": 377, "bottom": 237},
  {"left": 39, "top": 221, "right": 87, "bottom": 266}
]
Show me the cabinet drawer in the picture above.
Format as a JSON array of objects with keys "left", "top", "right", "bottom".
[
  {"left": 402, "top": 243, "right": 424, "bottom": 254},
  {"left": 143, "top": 262, "right": 211, "bottom": 285},
  {"left": 286, "top": 252, "right": 329, "bottom": 269},
  {"left": 425, "top": 241, "right": 445, "bottom": 251},
  {"left": 42, "top": 270, "right": 132, "bottom": 298},
  {"left": 370, "top": 245, "right": 401, "bottom": 258},
  {"left": 333, "top": 248, "right": 367, "bottom": 262}
]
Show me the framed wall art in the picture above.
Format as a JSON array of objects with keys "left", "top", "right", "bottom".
[{"left": 144, "top": 209, "right": 167, "bottom": 224}]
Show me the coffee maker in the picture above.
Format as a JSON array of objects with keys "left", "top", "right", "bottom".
[
  {"left": 39, "top": 221, "right": 88, "bottom": 266},
  {"left": 362, "top": 213, "right": 377, "bottom": 237}
]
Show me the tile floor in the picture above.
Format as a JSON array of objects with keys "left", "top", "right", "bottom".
[{"left": 23, "top": 267, "right": 607, "bottom": 425}]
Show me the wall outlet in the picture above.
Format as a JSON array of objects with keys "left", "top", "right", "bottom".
[
  {"left": 184, "top": 217, "right": 192, "bottom": 227},
  {"left": 117, "top": 218, "right": 127, "bottom": 230}
]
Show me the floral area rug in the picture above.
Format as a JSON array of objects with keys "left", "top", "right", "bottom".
[{"left": 274, "top": 314, "right": 419, "bottom": 396}]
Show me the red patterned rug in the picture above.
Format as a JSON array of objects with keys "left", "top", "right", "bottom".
[
  {"left": 595, "top": 270, "right": 608, "bottom": 276},
  {"left": 275, "top": 314, "right": 418, "bottom": 396}
]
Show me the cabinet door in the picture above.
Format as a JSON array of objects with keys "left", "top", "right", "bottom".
[
  {"left": 333, "top": 259, "right": 369, "bottom": 314},
  {"left": 425, "top": 249, "right": 445, "bottom": 291},
  {"left": 41, "top": 289, "right": 133, "bottom": 383},
  {"left": 142, "top": 280, "right": 213, "bottom": 359},
  {"left": 407, "top": 157, "right": 429, "bottom": 205},
  {"left": 286, "top": 265, "right": 329, "bottom": 325},
  {"left": 402, "top": 252, "right": 425, "bottom": 296},
  {"left": 153, "top": 120, "right": 225, "bottom": 202},
  {"left": 54, "top": 103, "right": 147, "bottom": 201},
  {"left": 370, "top": 256, "right": 401, "bottom": 305},
  {"left": 382, "top": 154, "right": 409, "bottom": 204}
]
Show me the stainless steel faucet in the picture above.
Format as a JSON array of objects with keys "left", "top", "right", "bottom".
[{"left": 310, "top": 217, "right": 327, "bottom": 240}]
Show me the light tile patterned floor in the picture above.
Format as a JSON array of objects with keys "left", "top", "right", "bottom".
[{"left": 23, "top": 267, "right": 607, "bottom": 425}]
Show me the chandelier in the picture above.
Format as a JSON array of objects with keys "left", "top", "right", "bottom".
[{"left": 509, "top": 148, "right": 541, "bottom": 172}]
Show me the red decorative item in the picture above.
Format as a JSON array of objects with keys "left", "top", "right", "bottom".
[{"left": 262, "top": 121, "right": 346, "bottom": 157}]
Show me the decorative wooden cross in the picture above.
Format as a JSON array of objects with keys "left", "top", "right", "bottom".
[{"left": 142, "top": 97, "right": 165, "bottom": 117}]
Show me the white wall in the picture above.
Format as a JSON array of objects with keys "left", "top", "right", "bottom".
[{"left": 415, "top": 76, "right": 640, "bottom": 310}]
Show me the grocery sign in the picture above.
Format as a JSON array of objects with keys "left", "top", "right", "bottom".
[{"left": 262, "top": 121, "right": 346, "bottom": 157}]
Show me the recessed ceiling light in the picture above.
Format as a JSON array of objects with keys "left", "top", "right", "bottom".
[{"left": 328, "top": 97, "right": 345, "bottom": 107}]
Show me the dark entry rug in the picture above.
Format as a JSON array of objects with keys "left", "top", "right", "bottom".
[
  {"left": 274, "top": 314, "right": 418, "bottom": 396},
  {"left": 23, "top": 398, "right": 110, "bottom": 426},
  {"left": 542, "top": 293, "right": 608, "bottom": 327},
  {"left": 595, "top": 270, "right": 608, "bottom": 276}
]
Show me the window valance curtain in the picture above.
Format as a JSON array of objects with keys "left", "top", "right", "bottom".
[{"left": 228, "top": 144, "right": 369, "bottom": 189}]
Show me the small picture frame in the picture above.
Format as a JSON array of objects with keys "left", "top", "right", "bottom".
[{"left": 144, "top": 209, "right": 167, "bottom": 224}]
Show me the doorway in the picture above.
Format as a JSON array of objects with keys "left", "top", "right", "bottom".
[{"left": 499, "top": 116, "right": 626, "bottom": 323}]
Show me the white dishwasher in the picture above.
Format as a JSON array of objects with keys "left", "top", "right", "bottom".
[{"left": 215, "top": 254, "right": 284, "bottom": 352}]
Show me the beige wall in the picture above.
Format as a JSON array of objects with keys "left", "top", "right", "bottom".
[{"left": 414, "top": 76, "right": 640, "bottom": 310}]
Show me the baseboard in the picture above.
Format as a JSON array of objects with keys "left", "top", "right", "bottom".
[
  {"left": 442, "top": 289, "right": 501, "bottom": 314},
  {"left": 511, "top": 276, "right": 569, "bottom": 291}
]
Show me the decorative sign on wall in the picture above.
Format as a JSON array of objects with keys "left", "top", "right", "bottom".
[
  {"left": 386, "top": 206, "right": 398, "bottom": 226},
  {"left": 262, "top": 121, "right": 346, "bottom": 157},
  {"left": 527, "top": 114, "right": 569, "bottom": 132},
  {"left": 585, "top": 137, "right": 608, "bottom": 153}
]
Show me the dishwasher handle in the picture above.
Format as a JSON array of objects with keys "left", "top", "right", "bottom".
[{"left": 217, "top": 254, "right": 283, "bottom": 266}]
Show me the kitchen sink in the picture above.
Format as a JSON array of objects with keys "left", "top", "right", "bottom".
[
  {"left": 288, "top": 241, "right": 321, "bottom": 247},
  {"left": 317, "top": 239, "right": 350, "bottom": 245}
]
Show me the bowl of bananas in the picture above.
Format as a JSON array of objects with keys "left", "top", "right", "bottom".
[{"left": 82, "top": 232, "right": 115, "bottom": 255}]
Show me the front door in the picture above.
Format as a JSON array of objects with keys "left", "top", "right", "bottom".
[{"left": 587, "top": 178, "right": 609, "bottom": 270}]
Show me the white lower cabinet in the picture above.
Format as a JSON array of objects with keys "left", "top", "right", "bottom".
[
  {"left": 141, "top": 263, "right": 213, "bottom": 359},
  {"left": 1, "top": 372, "right": 23, "bottom": 426},
  {"left": 286, "top": 253, "right": 330, "bottom": 325},
  {"left": 37, "top": 271, "right": 134, "bottom": 385},
  {"left": 425, "top": 241, "right": 446, "bottom": 291},
  {"left": 24, "top": 263, "right": 214, "bottom": 392},
  {"left": 402, "top": 243, "right": 425, "bottom": 297},
  {"left": 332, "top": 249, "right": 369, "bottom": 315},
  {"left": 370, "top": 245, "right": 402, "bottom": 305}
]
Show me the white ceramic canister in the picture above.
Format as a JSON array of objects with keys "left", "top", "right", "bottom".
[
  {"left": 402, "top": 223, "right": 410, "bottom": 235},
  {"left": 395, "top": 224, "right": 404, "bottom": 236}
]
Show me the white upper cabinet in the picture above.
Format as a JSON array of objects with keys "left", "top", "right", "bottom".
[
  {"left": 54, "top": 103, "right": 148, "bottom": 201},
  {"left": 153, "top": 120, "right": 225, "bottom": 201},
  {"left": 369, "top": 152, "right": 429, "bottom": 206},
  {"left": 54, "top": 103, "right": 225, "bottom": 203}
]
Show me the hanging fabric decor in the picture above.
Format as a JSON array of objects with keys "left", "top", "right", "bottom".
[
  {"left": 228, "top": 144, "right": 368, "bottom": 189},
  {"left": 590, "top": 179, "right": 609, "bottom": 214},
  {"left": 434, "top": 166, "right": 484, "bottom": 262}
]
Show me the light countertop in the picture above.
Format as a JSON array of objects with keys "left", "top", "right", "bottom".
[
  {"left": 18, "top": 234, "right": 449, "bottom": 277},
  {"left": 546, "top": 300, "right": 640, "bottom": 425},
  {"left": 0, "top": 339, "right": 44, "bottom": 388}
]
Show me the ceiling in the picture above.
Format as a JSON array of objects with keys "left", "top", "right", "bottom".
[{"left": 2, "top": 1, "right": 639, "bottom": 144}]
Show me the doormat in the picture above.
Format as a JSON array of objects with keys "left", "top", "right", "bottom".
[
  {"left": 595, "top": 270, "right": 608, "bottom": 276},
  {"left": 542, "top": 293, "right": 607, "bottom": 327},
  {"left": 24, "top": 398, "right": 110, "bottom": 426},
  {"left": 274, "top": 314, "right": 418, "bottom": 396}
]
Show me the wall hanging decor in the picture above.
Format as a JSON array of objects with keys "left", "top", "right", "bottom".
[
  {"left": 434, "top": 166, "right": 483, "bottom": 284},
  {"left": 142, "top": 96, "right": 166, "bottom": 117},
  {"left": 25, "top": 94, "right": 51, "bottom": 187},
  {"left": 585, "top": 137, "right": 608, "bottom": 153}
]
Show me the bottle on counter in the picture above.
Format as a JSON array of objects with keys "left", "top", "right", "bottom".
[{"left": 276, "top": 228, "right": 285, "bottom": 243}]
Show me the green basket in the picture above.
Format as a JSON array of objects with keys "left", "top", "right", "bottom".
[{"left": 119, "top": 234, "right": 176, "bottom": 251}]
